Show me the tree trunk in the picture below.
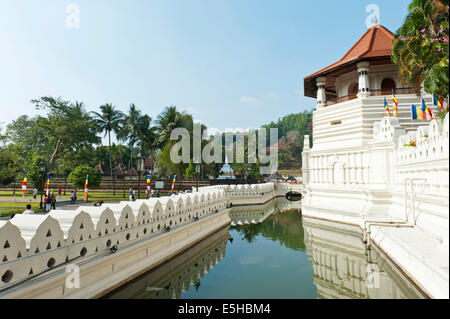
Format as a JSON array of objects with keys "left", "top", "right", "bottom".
[
  {"left": 49, "top": 139, "right": 62, "bottom": 167},
  {"left": 109, "top": 130, "right": 115, "bottom": 196}
]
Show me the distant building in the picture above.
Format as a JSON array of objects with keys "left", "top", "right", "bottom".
[{"left": 217, "top": 158, "right": 236, "bottom": 180}]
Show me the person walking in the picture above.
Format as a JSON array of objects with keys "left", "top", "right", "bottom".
[
  {"left": 51, "top": 193, "right": 56, "bottom": 210},
  {"left": 129, "top": 188, "right": 134, "bottom": 201},
  {"left": 58, "top": 188, "right": 62, "bottom": 200},
  {"left": 45, "top": 195, "right": 52, "bottom": 212},
  {"left": 33, "top": 188, "right": 38, "bottom": 200}
]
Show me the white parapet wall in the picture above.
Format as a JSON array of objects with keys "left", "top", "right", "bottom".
[
  {"left": 301, "top": 113, "right": 449, "bottom": 298},
  {"left": 0, "top": 187, "right": 229, "bottom": 296},
  {"left": 0, "top": 183, "right": 275, "bottom": 298}
]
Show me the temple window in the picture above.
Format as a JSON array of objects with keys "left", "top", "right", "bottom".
[
  {"left": 381, "top": 78, "right": 396, "bottom": 93},
  {"left": 348, "top": 82, "right": 359, "bottom": 96}
]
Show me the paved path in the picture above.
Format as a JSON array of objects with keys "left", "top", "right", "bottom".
[{"left": 0, "top": 200, "right": 99, "bottom": 220}]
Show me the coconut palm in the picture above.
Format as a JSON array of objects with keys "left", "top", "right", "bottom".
[
  {"left": 91, "top": 104, "right": 125, "bottom": 180},
  {"left": 155, "top": 106, "right": 187, "bottom": 146},
  {"left": 136, "top": 114, "right": 159, "bottom": 157},
  {"left": 155, "top": 106, "right": 189, "bottom": 177},
  {"left": 117, "top": 104, "right": 144, "bottom": 180}
]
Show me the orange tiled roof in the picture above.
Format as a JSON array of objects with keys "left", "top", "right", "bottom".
[{"left": 304, "top": 25, "right": 394, "bottom": 80}]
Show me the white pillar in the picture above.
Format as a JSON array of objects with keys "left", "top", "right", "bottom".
[
  {"left": 316, "top": 77, "right": 327, "bottom": 107},
  {"left": 357, "top": 61, "right": 371, "bottom": 98}
]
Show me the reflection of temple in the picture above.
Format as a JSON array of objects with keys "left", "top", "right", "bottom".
[
  {"left": 303, "top": 217, "right": 426, "bottom": 299},
  {"left": 105, "top": 228, "right": 229, "bottom": 299},
  {"left": 229, "top": 201, "right": 276, "bottom": 226}
]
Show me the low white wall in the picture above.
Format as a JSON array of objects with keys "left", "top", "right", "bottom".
[
  {"left": 0, "top": 187, "right": 228, "bottom": 291},
  {"left": 0, "top": 183, "right": 275, "bottom": 297},
  {"left": 302, "top": 114, "right": 449, "bottom": 243}
]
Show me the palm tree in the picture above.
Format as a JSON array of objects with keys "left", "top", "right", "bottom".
[
  {"left": 155, "top": 106, "right": 188, "bottom": 177},
  {"left": 136, "top": 114, "right": 159, "bottom": 159},
  {"left": 91, "top": 104, "right": 124, "bottom": 182},
  {"left": 117, "top": 104, "right": 143, "bottom": 182}
]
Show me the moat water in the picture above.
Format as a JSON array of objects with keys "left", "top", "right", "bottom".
[{"left": 105, "top": 198, "right": 425, "bottom": 299}]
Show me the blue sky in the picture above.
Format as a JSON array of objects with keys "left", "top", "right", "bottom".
[{"left": 0, "top": 0, "right": 410, "bottom": 141}]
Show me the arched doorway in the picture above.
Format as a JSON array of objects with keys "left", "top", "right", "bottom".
[
  {"left": 381, "top": 78, "right": 396, "bottom": 94},
  {"left": 348, "top": 82, "right": 359, "bottom": 96}
]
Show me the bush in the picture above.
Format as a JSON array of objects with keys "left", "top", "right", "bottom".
[
  {"left": 0, "top": 151, "right": 18, "bottom": 185},
  {"left": 68, "top": 165, "right": 102, "bottom": 189}
]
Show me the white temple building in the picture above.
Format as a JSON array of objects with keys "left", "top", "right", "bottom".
[{"left": 301, "top": 22, "right": 449, "bottom": 298}]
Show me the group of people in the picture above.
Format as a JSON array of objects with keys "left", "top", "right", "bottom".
[
  {"left": 128, "top": 188, "right": 162, "bottom": 201},
  {"left": 31, "top": 188, "right": 63, "bottom": 200},
  {"left": 44, "top": 193, "right": 57, "bottom": 211}
]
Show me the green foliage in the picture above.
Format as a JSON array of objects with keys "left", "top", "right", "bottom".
[
  {"left": 0, "top": 150, "right": 19, "bottom": 185},
  {"left": 91, "top": 103, "right": 125, "bottom": 176},
  {"left": 68, "top": 165, "right": 102, "bottom": 189},
  {"left": 185, "top": 160, "right": 196, "bottom": 178},
  {"left": 30, "top": 97, "right": 101, "bottom": 168},
  {"left": 261, "top": 111, "right": 313, "bottom": 169},
  {"left": 26, "top": 156, "right": 46, "bottom": 189},
  {"left": 392, "top": 0, "right": 449, "bottom": 100}
]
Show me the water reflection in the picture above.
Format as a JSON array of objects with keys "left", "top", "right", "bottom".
[
  {"left": 105, "top": 227, "right": 229, "bottom": 299},
  {"left": 231, "top": 199, "right": 305, "bottom": 251},
  {"left": 303, "top": 216, "right": 425, "bottom": 299},
  {"left": 104, "top": 199, "right": 423, "bottom": 299}
]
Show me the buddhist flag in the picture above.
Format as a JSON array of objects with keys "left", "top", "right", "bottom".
[
  {"left": 422, "top": 99, "right": 433, "bottom": 120},
  {"left": 392, "top": 90, "right": 398, "bottom": 117},
  {"left": 433, "top": 94, "right": 445, "bottom": 112},
  {"left": 22, "top": 177, "right": 27, "bottom": 195},
  {"left": 411, "top": 105, "right": 423, "bottom": 120},
  {"left": 84, "top": 175, "right": 89, "bottom": 201},
  {"left": 46, "top": 173, "right": 50, "bottom": 196},
  {"left": 171, "top": 175, "right": 177, "bottom": 192},
  {"left": 146, "top": 174, "right": 151, "bottom": 197},
  {"left": 384, "top": 98, "right": 391, "bottom": 117}
]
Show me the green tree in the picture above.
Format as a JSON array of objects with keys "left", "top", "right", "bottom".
[
  {"left": 0, "top": 150, "right": 19, "bottom": 186},
  {"left": 136, "top": 114, "right": 159, "bottom": 159},
  {"left": 68, "top": 165, "right": 102, "bottom": 189},
  {"left": 392, "top": 0, "right": 449, "bottom": 101},
  {"left": 30, "top": 97, "right": 101, "bottom": 168},
  {"left": 155, "top": 106, "right": 192, "bottom": 177},
  {"left": 117, "top": 104, "right": 143, "bottom": 178},
  {"left": 185, "top": 160, "right": 196, "bottom": 179},
  {"left": 26, "top": 156, "right": 46, "bottom": 190},
  {"left": 91, "top": 104, "right": 125, "bottom": 179}
]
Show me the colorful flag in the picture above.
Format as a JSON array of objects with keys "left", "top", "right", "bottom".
[
  {"left": 146, "top": 174, "right": 151, "bottom": 197},
  {"left": 433, "top": 94, "right": 445, "bottom": 112},
  {"left": 422, "top": 99, "right": 433, "bottom": 120},
  {"left": 171, "top": 175, "right": 177, "bottom": 192},
  {"left": 46, "top": 173, "right": 50, "bottom": 196},
  {"left": 391, "top": 90, "right": 398, "bottom": 117},
  {"left": 21, "top": 177, "right": 27, "bottom": 196},
  {"left": 384, "top": 98, "right": 391, "bottom": 117},
  {"left": 411, "top": 105, "right": 423, "bottom": 120},
  {"left": 84, "top": 175, "right": 89, "bottom": 201}
]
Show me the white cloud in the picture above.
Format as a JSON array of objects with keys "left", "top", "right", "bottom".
[
  {"left": 264, "top": 93, "right": 278, "bottom": 99},
  {"left": 239, "top": 96, "right": 263, "bottom": 105}
]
